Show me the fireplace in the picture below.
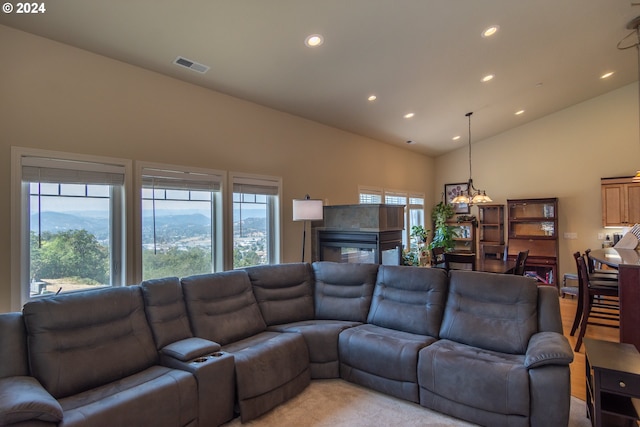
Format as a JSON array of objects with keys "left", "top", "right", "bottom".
[{"left": 314, "top": 204, "right": 404, "bottom": 265}]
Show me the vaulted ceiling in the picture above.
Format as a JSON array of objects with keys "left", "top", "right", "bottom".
[{"left": 2, "top": 0, "right": 639, "bottom": 156}]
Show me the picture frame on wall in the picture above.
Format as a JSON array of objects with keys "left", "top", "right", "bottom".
[{"left": 445, "top": 183, "right": 470, "bottom": 214}]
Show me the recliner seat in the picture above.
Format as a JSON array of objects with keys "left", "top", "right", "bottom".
[
  {"left": 339, "top": 265, "right": 448, "bottom": 402},
  {"left": 181, "top": 270, "right": 310, "bottom": 422}
]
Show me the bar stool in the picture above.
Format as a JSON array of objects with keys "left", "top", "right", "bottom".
[{"left": 572, "top": 253, "right": 619, "bottom": 352}]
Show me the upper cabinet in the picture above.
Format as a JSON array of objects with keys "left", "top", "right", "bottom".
[{"left": 601, "top": 177, "right": 640, "bottom": 227}]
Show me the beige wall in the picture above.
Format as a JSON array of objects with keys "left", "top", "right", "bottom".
[
  {"left": 0, "top": 25, "right": 436, "bottom": 312},
  {"left": 435, "top": 82, "right": 639, "bottom": 280}
]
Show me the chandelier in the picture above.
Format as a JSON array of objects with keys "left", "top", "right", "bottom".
[{"left": 451, "top": 112, "right": 493, "bottom": 205}]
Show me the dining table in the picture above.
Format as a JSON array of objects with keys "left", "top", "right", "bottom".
[
  {"left": 433, "top": 253, "right": 515, "bottom": 274},
  {"left": 588, "top": 248, "right": 640, "bottom": 351},
  {"left": 476, "top": 257, "right": 516, "bottom": 274}
]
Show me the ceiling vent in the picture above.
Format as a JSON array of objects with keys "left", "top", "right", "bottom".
[{"left": 173, "top": 56, "right": 210, "bottom": 74}]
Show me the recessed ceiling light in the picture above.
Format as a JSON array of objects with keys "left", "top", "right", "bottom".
[
  {"left": 600, "top": 71, "right": 614, "bottom": 79},
  {"left": 452, "top": 135, "right": 461, "bottom": 141},
  {"left": 404, "top": 112, "right": 415, "bottom": 119},
  {"left": 305, "top": 34, "right": 324, "bottom": 47},
  {"left": 515, "top": 109, "right": 525, "bottom": 115},
  {"left": 482, "top": 25, "right": 500, "bottom": 38},
  {"left": 368, "top": 95, "right": 377, "bottom": 101},
  {"left": 481, "top": 74, "right": 495, "bottom": 83}
]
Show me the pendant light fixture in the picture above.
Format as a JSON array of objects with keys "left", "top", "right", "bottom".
[
  {"left": 620, "top": 16, "right": 640, "bottom": 182},
  {"left": 451, "top": 112, "right": 493, "bottom": 205}
]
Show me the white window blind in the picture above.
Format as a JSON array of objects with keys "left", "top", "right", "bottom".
[
  {"left": 22, "top": 157, "right": 125, "bottom": 185},
  {"left": 232, "top": 177, "right": 280, "bottom": 196},
  {"left": 359, "top": 186, "right": 383, "bottom": 204},
  {"left": 141, "top": 167, "right": 221, "bottom": 192}
]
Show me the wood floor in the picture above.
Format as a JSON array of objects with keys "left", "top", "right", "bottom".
[{"left": 559, "top": 294, "right": 620, "bottom": 401}]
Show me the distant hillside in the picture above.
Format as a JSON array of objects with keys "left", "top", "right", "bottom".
[
  {"left": 31, "top": 212, "right": 110, "bottom": 239},
  {"left": 32, "top": 210, "right": 267, "bottom": 243}
]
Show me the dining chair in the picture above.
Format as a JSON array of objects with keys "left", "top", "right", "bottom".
[
  {"left": 584, "top": 248, "right": 618, "bottom": 281},
  {"left": 513, "top": 250, "right": 529, "bottom": 276},
  {"left": 480, "top": 244, "right": 505, "bottom": 260},
  {"left": 444, "top": 252, "right": 476, "bottom": 271},
  {"left": 431, "top": 247, "right": 446, "bottom": 268},
  {"left": 572, "top": 253, "right": 619, "bottom": 352}
]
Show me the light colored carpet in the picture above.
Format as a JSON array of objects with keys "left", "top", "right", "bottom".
[{"left": 222, "top": 379, "right": 591, "bottom": 426}]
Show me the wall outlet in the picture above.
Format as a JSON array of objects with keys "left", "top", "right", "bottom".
[
  {"left": 563, "top": 232, "right": 578, "bottom": 239},
  {"left": 597, "top": 233, "right": 604, "bottom": 240}
]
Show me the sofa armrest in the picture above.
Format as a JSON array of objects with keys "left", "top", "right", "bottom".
[
  {"left": 160, "top": 337, "right": 221, "bottom": 362},
  {"left": 0, "top": 376, "right": 63, "bottom": 425},
  {"left": 525, "top": 332, "right": 574, "bottom": 369}
]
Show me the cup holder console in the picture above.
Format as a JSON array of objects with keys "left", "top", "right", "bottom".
[{"left": 191, "top": 351, "right": 225, "bottom": 364}]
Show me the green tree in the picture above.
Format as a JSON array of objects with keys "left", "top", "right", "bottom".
[
  {"left": 143, "top": 247, "right": 211, "bottom": 280},
  {"left": 30, "top": 229, "right": 109, "bottom": 283},
  {"left": 233, "top": 247, "right": 262, "bottom": 268}
]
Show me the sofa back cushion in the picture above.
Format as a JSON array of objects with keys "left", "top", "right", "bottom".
[
  {"left": 246, "top": 263, "right": 314, "bottom": 326},
  {"left": 0, "top": 312, "right": 29, "bottom": 378},
  {"left": 22, "top": 286, "right": 158, "bottom": 398},
  {"left": 440, "top": 271, "right": 539, "bottom": 354},
  {"left": 181, "top": 270, "right": 266, "bottom": 345},
  {"left": 367, "top": 265, "right": 448, "bottom": 336},
  {"left": 312, "top": 262, "right": 379, "bottom": 322},
  {"left": 141, "top": 277, "right": 193, "bottom": 349}
]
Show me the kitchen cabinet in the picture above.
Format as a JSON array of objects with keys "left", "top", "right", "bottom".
[{"left": 601, "top": 177, "right": 640, "bottom": 227}]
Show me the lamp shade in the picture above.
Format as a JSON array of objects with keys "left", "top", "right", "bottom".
[{"left": 293, "top": 198, "right": 324, "bottom": 221}]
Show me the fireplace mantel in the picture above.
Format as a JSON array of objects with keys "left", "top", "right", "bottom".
[{"left": 313, "top": 204, "right": 405, "bottom": 264}]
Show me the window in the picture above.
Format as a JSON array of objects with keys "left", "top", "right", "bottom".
[
  {"left": 408, "top": 195, "right": 426, "bottom": 250},
  {"left": 359, "top": 186, "right": 426, "bottom": 252},
  {"left": 231, "top": 173, "right": 281, "bottom": 268},
  {"left": 384, "top": 191, "right": 409, "bottom": 249},
  {"left": 12, "top": 148, "right": 130, "bottom": 308},
  {"left": 138, "top": 163, "right": 224, "bottom": 280},
  {"left": 358, "top": 186, "right": 383, "bottom": 204}
]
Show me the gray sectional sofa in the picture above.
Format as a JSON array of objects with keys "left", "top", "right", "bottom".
[{"left": 0, "top": 262, "right": 574, "bottom": 427}]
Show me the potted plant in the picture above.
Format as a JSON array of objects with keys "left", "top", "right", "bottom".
[
  {"left": 410, "top": 225, "right": 430, "bottom": 266},
  {"left": 428, "top": 201, "right": 456, "bottom": 252}
]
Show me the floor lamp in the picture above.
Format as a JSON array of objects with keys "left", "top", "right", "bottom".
[{"left": 292, "top": 195, "right": 324, "bottom": 262}]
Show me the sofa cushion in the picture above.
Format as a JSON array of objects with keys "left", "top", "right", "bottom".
[
  {"left": 23, "top": 286, "right": 158, "bottom": 399},
  {"left": 222, "top": 331, "right": 310, "bottom": 422},
  {"left": 0, "top": 376, "right": 63, "bottom": 425},
  {"left": 58, "top": 366, "right": 197, "bottom": 427},
  {"left": 418, "top": 339, "right": 529, "bottom": 418},
  {"left": 181, "top": 270, "right": 266, "bottom": 346},
  {"left": 339, "top": 323, "right": 437, "bottom": 402},
  {"left": 367, "top": 265, "right": 448, "bottom": 337},
  {"left": 312, "top": 262, "right": 378, "bottom": 322},
  {"left": 439, "top": 271, "right": 538, "bottom": 354},
  {"left": 246, "top": 263, "right": 315, "bottom": 325},
  {"left": 0, "top": 312, "right": 29, "bottom": 378},
  {"left": 140, "top": 276, "right": 193, "bottom": 349},
  {"left": 268, "top": 319, "right": 360, "bottom": 378}
]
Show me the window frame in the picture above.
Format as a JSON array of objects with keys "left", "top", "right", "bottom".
[
  {"left": 11, "top": 147, "right": 132, "bottom": 310},
  {"left": 134, "top": 161, "right": 226, "bottom": 282},
  {"left": 228, "top": 172, "right": 282, "bottom": 270}
]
